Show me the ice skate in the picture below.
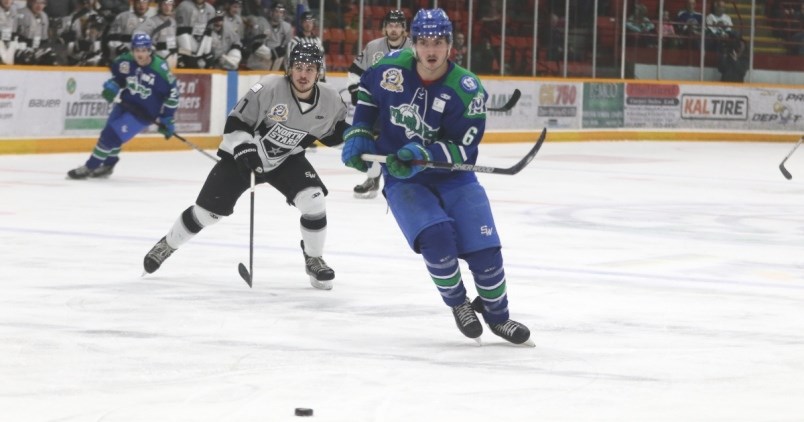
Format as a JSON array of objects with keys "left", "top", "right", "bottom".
[
  {"left": 353, "top": 176, "right": 380, "bottom": 199},
  {"left": 67, "top": 165, "right": 92, "bottom": 180},
  {"left": 472, "top": 296, "right": 535, "bottom": 346},
  {"left": 451, "top": 297, "right": 483, "bottom": 342},
  {"left": 89, "top": 164, "right": 115, "bottom": 178},
  {"left": 300, "top": 240, "right": 334, "bottom": 290},
  {"left": 143, "top": 236, "right": 176, "bottom": 275}
]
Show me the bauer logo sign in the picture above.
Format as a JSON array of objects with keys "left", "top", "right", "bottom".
[{"left": 680, "top": 94, "right": 748, "bottom": 120}]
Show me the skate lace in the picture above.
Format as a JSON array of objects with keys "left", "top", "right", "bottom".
[
  {"left": 494, "top": 320, "right": 519, "bottom": 338},
  {"left": 149, "top": 240, "right": 174, "bottom": 263},
  {"left": 306, "top": 256, "right": 330, "bottom": 273},
  {"left": 454, "top": 303, "right": 477, "bottom": 327}
]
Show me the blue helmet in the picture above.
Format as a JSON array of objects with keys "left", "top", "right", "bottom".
[
  {"left": 131, "top": 33, "right": 152, "bottom": 50},
  {"left": 410, "top": 8, "right": 452, "bottom": 42}
]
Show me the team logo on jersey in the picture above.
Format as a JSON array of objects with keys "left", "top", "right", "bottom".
[
  {"left": 380, "top": 69, "right": 404, "bottom": 93},
  {"left": 371, "top": 51, "right": 386, "bottom": 65},
  {"left": 140, "top": 73, "right": 155, "bottom": 86},
  {"left": 125, "top": 75, "right": 152, "bottom": 99},
  {"left": 480, "top": 225, "right": 494, "bottom": 236},
  {"left": 390, "top": 103, "right": 438, "bottom": 141},
  {"left": 268, "top": 104, "right": 289, "bottom": 122},
  {"left": 467, "top": 94, "right": 486, "bottom": 116},
  {"left": 119, "top": 62, "right": 130, "bottom": 74},
  {"left": 460, "top": 75, "right": 479, "bottom": 93},
  {"left": 261, "top": 123, "right": 306, "bottom": 152}
]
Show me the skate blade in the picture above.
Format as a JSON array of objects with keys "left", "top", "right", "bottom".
[
  {"left": 309, "top": 276, "right": 333, "bottom": 290},
  {"left": 353, "top": 191, "right": 378, "bottom": 199}
]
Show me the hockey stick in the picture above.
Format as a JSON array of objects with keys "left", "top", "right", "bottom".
[
  {"left": 361, "top": 127, "right": 547, "bottom": 175},
  {"left": 779, "top": 136, "right": 804, "bottom": 180},
  {"left": 237, "top": 171, "right": 256, "bottom": 287},
  {"left": 117, "top": 101, "right": 220, "bottom": 163},
  {"left": 487, "top": 89, "right": 521, "bottom": 112}
]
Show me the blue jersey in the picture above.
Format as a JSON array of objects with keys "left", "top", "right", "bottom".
[
  {"left": 352, "top": 48, "right": 488, "bottom": 185},
  {"left": 109, "top": 52, "right": 179, "bottom": 121}
]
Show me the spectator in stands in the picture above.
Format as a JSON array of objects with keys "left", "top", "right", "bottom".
[
  {"left": 135, "top": 0, "right": 177, "bottom": 68},
  {"left": 450, "top": 31, "right": 467, "bottom": 67},
  {"left": 660, "top": 9, "right": 679, "bottom": 48},
  {"left": 56, "top": 0, "right": 99, "bottom": 47},
  {"left": 245, "top": 1, "right": 292, "bottom": 70},
  {"left": 207, "top": 9, "right": 243, "bottom": 69},
  {"left": 626, "top": 3, "right": 656, "bottom": 46},
  {"left": 479, "top": 0, "right": 502, "bottom": 39},
  {"left": 288, "top": 10, "right": 326, "bottom": 80},
  {"left": 718, "top": 32, "right": 748, "bottom": 82},
  {"left": 790, "top": 2, "right": 804, "bottom": 55},
  {"left": 472, "top": 36, "right": 497, "bottom": 74},
  {"left": 676, "top": 0, "right": 702, "bottom": 38},
  {"left": 0, "top": 0, "right": 19, "bottom": 64},
  {"left": 65, "top": 12, "right": 106, "bottom": 65},
  {"left": 705, "top": 0, "right": 734, "bottom": 43},
  {"left": 16, "top": 0, "right": 56, "bottom": 64},
  {"left": 175, "top": 0, "right": 216, "bottom": 68},
  {"left": 222, "top": 0, "right": 245, "bottom": 43},
  {"left": 106, "top": 0, "right": 150, "bottom": 59}
]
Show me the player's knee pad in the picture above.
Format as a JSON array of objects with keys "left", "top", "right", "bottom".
[
  {"left": 417, "top": 221, "right": 458, "bottom": 260},
  {"left": 464, "top": 247, "right": 503, "bottom": 275},
  {"left": 99, "top": 125, "right": 124, "bottom": 149},
  {"left": 294, "top": 187, "right": 326, "bottom": 218}
]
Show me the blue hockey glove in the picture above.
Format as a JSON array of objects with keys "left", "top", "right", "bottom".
[
  {"left": 386, "top": 143, "right": 431, "bottom": 179},
  {"left": 158, "top": 116, "right": 175, "bottom": 139},
  {"left": 341, "top": 125, "right": 376, "bottom": 172},
  {"left": 233, "top": 142, "right": 263, "bottom": 177},
  {"left": 101, "top": 79, "right": 120, "bottom": 103}
]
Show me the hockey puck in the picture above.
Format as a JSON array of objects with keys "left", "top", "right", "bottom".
[{"left": 294, "top": 408, "right": 314, "bottom": 417}]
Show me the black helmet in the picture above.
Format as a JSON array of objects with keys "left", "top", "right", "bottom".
[
  {"left": 383, "top": 9, "right": 406, "bottom": 29},
  {"left": 300, "top": 11, "right": 315, "bottom": 21},
  {"left": 288, "top": 42, "right": 323, "bottom": 70}
]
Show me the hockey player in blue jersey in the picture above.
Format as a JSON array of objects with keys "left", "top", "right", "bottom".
[
  {"left": 341, "top": 8, "right": 534, "bottom": 346},
  {"left": 68, "top": 33, "right": 179, "bottom": 179}
]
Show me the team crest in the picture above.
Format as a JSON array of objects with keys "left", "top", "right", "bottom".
[
  {"left": 268, "top": 104, "right": 289, "bottom": 122},
  {"left": 371, "top": 51, "right": 386, "bottom": 65},
  {"left": 119, "top": 61, "right": 130, "bottom": 74},
  {"left": 380, "top": 69, "right": 404, "bottom": 93},
  {"left": 467, "top": 94, "right": 486, "bottom": 116},
  {"left": 460, "top": 75, "right": 479, "bottom": 93}
]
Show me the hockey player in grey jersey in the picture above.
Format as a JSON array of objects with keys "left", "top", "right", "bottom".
[
  {"left": 134, "top": 0, "right": 177, "bottom": 68},
  {"left": 143, "top": 43, "right": 349, "bottom": 290},
  {"left": 347, "top": 9, "right": 413, "bottom": 199},
  {"left": 106, "top": 0, "right": 149, "bottom": 58}
]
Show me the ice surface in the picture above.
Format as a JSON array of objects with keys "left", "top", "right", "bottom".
[{"left": 1, "top": 140, "right": 803, "bottom": 421}]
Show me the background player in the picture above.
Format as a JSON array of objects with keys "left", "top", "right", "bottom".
[
  {"left": 341, "top": 9, "right": 534, "bottom": 346},
  {"left": 143, "top": 43, "right": 349, "bottom": 291},
  {"left": 67, "top": 33, "right": 178, "bottom": 179},
  {"left": 347, "top": 9, "right": 412, "bottom": 199}
]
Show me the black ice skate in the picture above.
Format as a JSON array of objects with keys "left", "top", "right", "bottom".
[
  {"left": 472, "top": 297, "right": 535, "bottom": 347},
  {"left": 451, "top": 297, "right": 483, "bottom": 341},
  {"left": 353, "top": 176, "right": 380, "bottom": 199},
  {"left": 300, "top": 240, "right": 334, "bottom": 290},
  {"left": 143, "top": 236, "right": 176, "bottom": 275},
  {"left": 67, "top": 164, "right": 115, "bottom": 179}
]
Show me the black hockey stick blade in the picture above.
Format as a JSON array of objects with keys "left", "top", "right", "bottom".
[
  {"left": 238, "top": 263, "right": 252, "bottom": 287},
  {"left": 779, "top": 136, "right": 804, "bottom": 180},
  {"left": 488, "top": 89, "right": 521, "bottom": 112},
  {"left": 360, "top": 127, "right": 547, "bottom": 175},
  {"left": 780, "top": 161, "right": 792, "bottom": 180}
]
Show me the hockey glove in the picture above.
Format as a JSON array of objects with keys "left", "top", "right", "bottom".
[
  {"left": 341, "top": 126, "right": 376, "bottom": 172},
  {"left": 347, "top": 83, "right": 359, "bottom": 106},
  {"left": 101, "top": 79, "right": 120, "bottom": 103},
  {"left": 233, "top": 142, "right": 263, "bottom": 177},
  {"left": 273, "top": 45, "right": 286, "bottom": 59},
  {"left": 386, "top": 143, "right": 431, "bottom": 179},
  {"left": 158, "top": 116, "right": 175, "bottom": 139}
]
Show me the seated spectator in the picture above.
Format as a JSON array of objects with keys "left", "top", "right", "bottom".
[
  {"left": 207, "top": 10, "right": 243, "bottom": 69},
  {"left": 450, "top": 31, "right": 468, "bottom": 67},
  {"left": 16, "top": 0, "right": 56, "bottom": 64},
  {"left": 472, "top": 36, "right": 497, "bottom": 74},
  {"left": 106, "top": 0, "right": 150, "bottom": 59},
  {"left": 1, "top": 0, "right": 19, "bottom": 64},
  {"left": 245, "top": 1, "right": 291, "bottom": 71},
  {"left": 626, "top": 4, "right": 656, "bottom": 46},
  {"left": 135, "top": 0, "right": 177, "bottom": 68},
  {"left": 65, "top": 13, "right": 106, "bottom": 65},
  {"left": 175, "top": 0, "right": 216, "bottom": 68},
  {"left": 222, "top": 0, "right": 245, "bottom": 43},
  {"left": 705, "top": 0, "right": 734, "bottom": 39},
  {"left": 660, "top": 9, "right": 680, "bottom": 48},
  {"left": 676, "top": 0, "right": 702, "bottom": 37}
]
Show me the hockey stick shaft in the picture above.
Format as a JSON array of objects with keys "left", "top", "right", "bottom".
[
  {"left": 361, "top": 128, "right": 547, "bottom": 175},
  {"left": 237, "top": 171, "right": 256, "bottom": 287},
  {"left": 487, "top": 89, "right": 521, "bottom": 112},
  {"left": 779, "top": 136, "right": 804, "bottom": 180}
]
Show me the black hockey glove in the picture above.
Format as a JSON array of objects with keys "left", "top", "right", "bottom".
[
  {"left": 233, "top": 143, "right": 263, "bottom": 178},
  {"left": 347, "top": 83, "right": 358, "bottom": 106},
  {"left": 273, "top": 46, "right": 286, "bottom": 59}
]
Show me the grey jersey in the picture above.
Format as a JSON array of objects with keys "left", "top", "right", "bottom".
[
  {"left": 1, "top": 4, "right": 18, "bottom": 40},
  {"left": 347, "top": 36, "right": 412, "bottom": 86},
  {"left": 135, "top": 14, "right": 177, "bottom": 55},
  {"left": 221, "top": 75, "right": 347, "bottom": 173},
  {"left": 108, "top": 10, "right": 149, "bottom": 51},
  {"left": 16, "top": 8, "right": 48, "bottom": 46},
  {"left": 175, "top": 1, "right": 215, "bottom": 35}
]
